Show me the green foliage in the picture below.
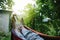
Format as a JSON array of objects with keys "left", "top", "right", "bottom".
[
  {"left": 0, "top": 0, "right": 13, "bottom": 10},
  {"left": 23, "top": 4, "right": 36, "bottom": 26},
  {"left": 25, "top": 0, "right": 60, "bottom": 36},
  {"left": 0, "top": 32, "right": 11, "bottom": 40}
]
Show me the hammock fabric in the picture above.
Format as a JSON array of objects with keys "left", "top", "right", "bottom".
[
  {"left": 11, "top": 29, "right": 22, "bottom": 40},
  {"left": 11, "top": 26, "right": 60, "bottom": 40}
]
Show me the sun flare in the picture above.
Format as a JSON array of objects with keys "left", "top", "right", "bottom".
[{"left": 12, "top": 0, "right": 35, "bottom": 17}]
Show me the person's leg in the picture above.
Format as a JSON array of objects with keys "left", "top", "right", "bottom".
[
  {"left": 26, "top": 32, "right": 44, "bottom": 40},
  {"left": 21, "top": 27, "right": 44, "bottom": 40},
  {"left": 15, "top": 29, "right": 27, "bottom": 40},
  {"left": 21, "top": 26, "right": 32, "bottom": 36}
]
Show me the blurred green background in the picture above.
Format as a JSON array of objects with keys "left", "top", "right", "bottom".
[
  {"left": 0, "top": 0, "right": 60, "bottom": 40},
  {"left": 24, "top": 0, "right": 60, "bottom": 36}
]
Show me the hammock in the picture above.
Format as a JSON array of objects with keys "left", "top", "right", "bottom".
[{"left": 11, "top": 26, "right": 60, "bottom": 40}]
